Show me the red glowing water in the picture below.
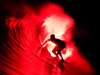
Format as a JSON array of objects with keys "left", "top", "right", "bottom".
[{"left": 0, "top": 2, "right": 95, "bottom": 75}]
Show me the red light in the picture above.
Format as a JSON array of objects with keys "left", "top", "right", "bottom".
[{"left": 0, "top": 2, "right": 95, "bottom": 75}]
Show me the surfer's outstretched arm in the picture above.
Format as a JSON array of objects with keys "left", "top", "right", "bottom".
[{"left": 39, "top": 39, "right": 50, "bottom": 49}]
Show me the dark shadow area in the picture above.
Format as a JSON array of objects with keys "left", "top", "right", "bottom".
[{"left": 60, "top": 0, "right": 98, "bottom": 74}]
